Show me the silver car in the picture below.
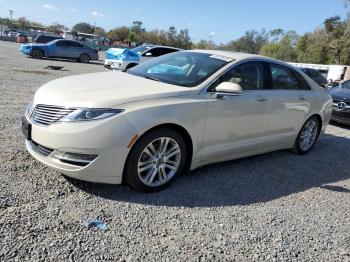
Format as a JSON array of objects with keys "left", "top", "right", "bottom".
[{"left": 23, "top": 50, "right": 333, "bottom": 192}]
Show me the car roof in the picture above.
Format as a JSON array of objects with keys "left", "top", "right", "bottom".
[
  {"left": 189, "top": 49, "right": 268, "bottom": 60},
  {"left": 143, "top": 45, "right": 182, "bottom": 50}
]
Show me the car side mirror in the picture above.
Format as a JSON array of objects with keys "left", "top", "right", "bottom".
[
  {"left": 145, "top": 52, "right": 152, "bottom": 56},
  {"left": 213, "top": 82, "right": 243, "bottom": 98}
]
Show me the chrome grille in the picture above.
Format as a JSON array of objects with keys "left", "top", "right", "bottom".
[{"left": 31, "top": 105, "right": 75, "bottom": 126}]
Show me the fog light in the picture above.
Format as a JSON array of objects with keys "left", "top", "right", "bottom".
[{"left": 52, "top": 151, "right": 98, "bottom": 167}]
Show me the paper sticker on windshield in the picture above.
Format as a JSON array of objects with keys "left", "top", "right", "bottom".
[{"left": 210, "top": 55, "right": 234, "bottom": 62}]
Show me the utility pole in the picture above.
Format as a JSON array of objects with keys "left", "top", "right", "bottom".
[{"left": 9, "top": 9, "right": 14, "bottom": 20}]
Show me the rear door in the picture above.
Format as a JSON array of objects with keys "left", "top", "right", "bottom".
[
  {"left": 53, "top": 40, "right": 69, "bottom": 57},
  {"left": 67, "top": 41, "right": 85, "bottom": 58},
  {"left": 264, "top": 62, "right": 312, "bottom": 145}
]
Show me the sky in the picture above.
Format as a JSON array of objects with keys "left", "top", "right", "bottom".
[{"left": 0, "top": 0, "right": 348, "bottom": 43}]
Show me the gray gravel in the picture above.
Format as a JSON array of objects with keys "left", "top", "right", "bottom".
[{"left": 0, "top": 41, "right": 350, "bottom": 261}]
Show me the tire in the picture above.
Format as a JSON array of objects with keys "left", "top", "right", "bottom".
[
  {"left": 293, "top": 116, "right": 320, "bottom": 155},
  {"left": 32, "top": 49, "right": 43, "bottom": 59},
  {"left": 79, "top": 53, "right": 90, "bottom": 63},
  {"left": 125, "top": 128, "right": 187, "bottom": 192}
]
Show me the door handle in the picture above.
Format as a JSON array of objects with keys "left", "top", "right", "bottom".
[
  {"left": 299, "top": 95, "right": 308, "bottom": 101},
  {"left": 255, "top": 95, "right": 268, "bottom": 102}
]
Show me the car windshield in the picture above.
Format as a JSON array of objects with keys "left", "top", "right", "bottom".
[
  {"left": 131, "top": 46, "right": 152, "bottom": 54},
  {"left": 127, "top": 52, "right": 232, "bottom": 87}
]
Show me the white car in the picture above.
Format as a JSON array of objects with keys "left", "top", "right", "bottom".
[
  {"left": 22, "top": 50, "right": 333, "bottom": 192},
  {"left": 104, "top": 45, "right": 181, "bottom": 71}
]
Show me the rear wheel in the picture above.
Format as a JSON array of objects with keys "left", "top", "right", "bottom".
[
  {"left": 32, "top": 49, "right": 43, "bottom": 59},
  {"left": 79, "top": 53, "right": 90, "bottom": 63},
  {"left": 125, "top": 128, "right": 187, "bottom": 192},
  {"left": 293, "top": 116, "right": 320, "bottom": 154}
]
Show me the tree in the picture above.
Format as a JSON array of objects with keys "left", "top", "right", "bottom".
[
  {"left": 72, "top": 22, "right": 95, "bottom": 34},
  {"left": 323, "top": 16, "right": 350, "bottom": 64},
  {"left": 17, "top": 17, "right": 29, "bottom": 29},
  {"left": 108, "top": 26, "right": 130, "bottom": 41},
  {"left": 193, "top": 39, "right": 217, "bottom": 49},
  {"left": 167, "top": 26, "right": 177, "bottom": 46},
  {"left": 175, "top": 29, "right": 192, "bottom": 49},
  {"left": 94, "top": 26, "right": 106, "bottom": 37},
  {"left": 260, "top": 30, "right": 298, "bottom": 61},
  {"left": 47, "top": 22, "right": 67, "bottom": 34},
  {"left": 130, "top": 21, "right": 145, "bottom": 43},
  {"left": 222, "top": 30, "right": 269, "bottom": 54}
]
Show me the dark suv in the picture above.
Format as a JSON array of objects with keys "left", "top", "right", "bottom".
[{"left": 34, "top": 35, "right": 63, "bottom": 44}]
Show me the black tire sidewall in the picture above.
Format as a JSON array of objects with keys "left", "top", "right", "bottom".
[
  {"left": 125, "top": 128, "right": 187, "bottom": 192},
  {"left": 80, "top": 53, "right": 90, "bottom": 63},
  {"left": 32, "top": 50, "right": 42, "bottom": 59},
  {"left": 294, "top": 116, "right": 320, "bottom": 155}
]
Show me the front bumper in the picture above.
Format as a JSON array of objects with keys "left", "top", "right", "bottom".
[
  {"left": 331, "top": 108, "right": 350, "bottom": 125},
  {"left": 23, "top": 114, "right": 138, "bottom": 184},
  {"left": 19, "top": 47, "right": 31, "bottom": 56}
]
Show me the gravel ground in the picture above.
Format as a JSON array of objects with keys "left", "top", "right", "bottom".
[{"left": 0, "top": 41, "right": 350, "bottom": 261}]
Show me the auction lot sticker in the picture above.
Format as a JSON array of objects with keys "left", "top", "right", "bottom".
[{"left": 210, "top": 55, "right": 234, "bottom": 62}]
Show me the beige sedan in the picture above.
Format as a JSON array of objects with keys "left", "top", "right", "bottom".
[{"left": 22, "top": 50, "right": 333, "bottom": 191}]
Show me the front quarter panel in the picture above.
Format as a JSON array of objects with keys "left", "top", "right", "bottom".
[{"left": 120, "top": 95, "right": 207, "bottom": 166}]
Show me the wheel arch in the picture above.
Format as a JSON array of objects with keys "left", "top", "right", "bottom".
[
  {"left": 122, "top": 123, "right": 194, "bottom": 183},
  {"left": 125, "top": 63, "right": 138, "bottom": 70},
  {"left": 302, "top": 114, "right": 323, "bottom": 138},
  {"left": 31, "top": 47, "right": 45, "bottom": 56}
]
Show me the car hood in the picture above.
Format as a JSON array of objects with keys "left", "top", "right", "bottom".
[
  {"left": 34, "top": 71, "right": 194, "bottom": 108},
  {"left": 330, "top": 87, "right": 350, "bottom": 102}
]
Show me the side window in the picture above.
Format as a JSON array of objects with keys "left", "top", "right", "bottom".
[
  {"left": 270, "top": 64, "right": 300, "bottom": 90},
  {"left": 70, "top": 42, "right": 83, "bottom": 48},
  {"left": 213, "top": 62, "right": 265, "bottom": 90},
  {"left": 162, "top": 48, "right": 178, "bottom": 55},
  {"left": 56, "top": 41, "right": 66, "bottom": 47}
]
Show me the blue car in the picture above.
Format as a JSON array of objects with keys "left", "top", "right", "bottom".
[{"left": 19, "top": 39, "right": 99, "bottom": 63}]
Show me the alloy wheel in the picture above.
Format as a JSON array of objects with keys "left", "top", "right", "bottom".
[
  {"left": 137, "top": 137, "right": 181, "bottom": 187},
  {"left": 299, "top": 119, "right": 318, "bottom": 151}
]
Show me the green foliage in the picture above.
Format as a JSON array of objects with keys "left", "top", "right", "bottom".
[
  {"left": 108, "top": 26, "right": 130, "bottom": 42},
  {"left": 222, "top": 30, "right": 269, "bottom": 54},
  {"left": 47, "top": 23, "right": 67, "bottom": 34},
  {"left": 72, "top": 22, "right": 95, "bottom": 34}
]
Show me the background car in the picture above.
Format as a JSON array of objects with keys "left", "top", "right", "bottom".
[
  {"left": 34, "top": 34, "right": 63, "bottom": 44},
  {"left": 104, "top": 45, "right": 181, "bottom": 70},
  {"left": 300, "top": 68, "right": 328, "bottom": 87},
  {"left": 23, "top": 50, "right": 332, "bottom": 192},
  {"left": 329, "top": 80, "right": 350, "bottom": 125},
  {"left": 16, "top": 33, "right": 28, "bottom": 43},
  {"left": 19, "top": 39, "right": 99, "bottom": 63}
]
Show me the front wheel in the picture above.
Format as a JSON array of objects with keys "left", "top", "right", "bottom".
[
  {"left": 125, "top": 128, "right": 187, "bottom": 192},
  {"left": 32, "top": 49, "right": 43, "bottom": 59},
  {"left": 293, "top": 116, "right": 320, "bottom": 154}
]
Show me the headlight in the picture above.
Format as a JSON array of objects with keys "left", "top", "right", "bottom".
[{"left": 60, "top": 109, "right": 124, "bottom": 122}]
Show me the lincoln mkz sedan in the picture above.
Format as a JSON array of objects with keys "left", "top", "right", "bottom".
[{"left": 22, "top": 50, "right": 333, "bottom": 191}]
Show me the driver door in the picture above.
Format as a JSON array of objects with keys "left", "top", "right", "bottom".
[{"left": 201, "top": 61, "right": 272, "bottom": 162}]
